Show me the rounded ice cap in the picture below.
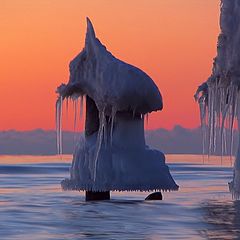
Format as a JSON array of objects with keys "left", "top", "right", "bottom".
[{"left": 58, "top": 17, "right": 163, "bottom": 114}]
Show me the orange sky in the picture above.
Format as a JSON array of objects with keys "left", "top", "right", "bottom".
[{"left": 0, "top": 0, "right": 220, "bottom": 131}]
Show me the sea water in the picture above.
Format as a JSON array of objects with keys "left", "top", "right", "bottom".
[{"left": 0, "top": 155, "right": 239, "bottom": 240}]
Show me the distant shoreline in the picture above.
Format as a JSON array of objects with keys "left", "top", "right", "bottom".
[{"left": 0, "top": 126, "right": 238, "bottom": 156}]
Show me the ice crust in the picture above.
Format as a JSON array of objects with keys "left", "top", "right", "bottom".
[
  {"left": 57, "top": 18, "right": 178, "bottom": 192},
  {"left": 195, "top": 0, "right": 240, "bottom": 199},
  {"left": 57, "top": 18, "right": 163, "bottom": 116},
  {"left": 61, "top": 113, "right": 178, "bottom": 192}
]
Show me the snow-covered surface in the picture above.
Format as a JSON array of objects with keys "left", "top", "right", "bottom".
[
  {"left": 57, "top": 18, "right": 178, "bottom": 192},
  {"left": 195, "top": 0, "right": 240, "bottom": 199},
  {"left": 57, "top": 18, "right": 162, "bottom": 116}
]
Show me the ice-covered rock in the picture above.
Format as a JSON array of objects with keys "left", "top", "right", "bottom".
[
  {"left": 57, "top": 18, "right": 178, "bottom": 192},
  {"left": 195, "top": 0, "right": 240, "bottom": 199}
]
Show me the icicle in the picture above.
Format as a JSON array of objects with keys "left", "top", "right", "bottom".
[
  {"left": 220, "top": 99, "right": 229, "bottom": 156},
  {"left": 73, "top": 98, "right": 78, "bottom": 132},
  {"left": 199, "top": 93, "right": 207, "bottom": 156},
  {"left": 110, "top": 107, "right": 116, "bottom": 146},
  {"left": 208, "top": 85, "right": 215, "bottom": 154},
  {"left": 79, "top": 95, "right": 84, "bottom": 119},
  {"left": 103, "top": 110, "right": 108, "bottom": 148},
  {"left": 60, "top": 96, "right": 63, "bottom": 155},
  {"left": 223, "top": 128, "right": 227, "bottom": 155},
  {"left": 230, "top": 87, "right": 237, "bottom": 157},
  {"left": 65, "top": 97, "right": 69, "bottom": 120},
  {"left": 56, "top": 99, "right": 59, "bottom": 154},
  {"left": 93, "top": 107, "right": 106, "bottom": 181},
  {"left": 72, "top": 96, "right": 84, "bottom": 144},
  {"left": 56, "top": 96, "right": 63, "bottom": 155}
]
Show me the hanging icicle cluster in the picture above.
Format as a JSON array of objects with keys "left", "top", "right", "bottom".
[
  {"left": 56, "top": 95, "right": 85, "bottom": 156},
  {"left": 55, "top": 93, "right": 119, "bottom": 181},
  {"left": 195, "top": 0, "right": 240, "bottom": 199},
  {"left": 195, "top": 81, "right": 238, "bottom": 157}
]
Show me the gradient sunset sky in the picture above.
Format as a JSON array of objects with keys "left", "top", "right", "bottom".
[{"left": 1, "top": 0, "right": 220, "bottom": 131}]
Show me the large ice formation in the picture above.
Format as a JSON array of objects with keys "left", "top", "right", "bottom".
[
  {"left": 56, "top": 18, "right": 178, "bottom": 192},
  {"left": 195, "top": 0, "right": 240, "bottom": 199}
]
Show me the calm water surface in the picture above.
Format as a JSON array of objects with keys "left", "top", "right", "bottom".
[{"left": 0, "top": 155, "right": 239, "bottom": 240}]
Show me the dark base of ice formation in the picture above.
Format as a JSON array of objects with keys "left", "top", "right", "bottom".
[
  {"left": 85, "top": 191, "right": 110, "bottom": 201},
  {"left": 145, "top": 192, "right": 163, "bottom": 201},
  {"left": 84, "top": 191, "right": 163, "bottom": 201}
]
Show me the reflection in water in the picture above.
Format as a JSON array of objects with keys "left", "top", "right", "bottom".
[
  {"left": 201, "top": 200, "right": 240, "bottom": 239},
  {"left": 60, "top": 200, "right": 152, "bottom": 240},
  {"left": 59, "top": 200, "right": 192, "bottom": 240}
]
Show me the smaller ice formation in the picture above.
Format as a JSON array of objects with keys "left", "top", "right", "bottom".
[
  {"left": 195, "top": 0, "right": 240, "bottom": 199},
  {"left": 56, "top": 18, "right": 178, "bottom": 193}
]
